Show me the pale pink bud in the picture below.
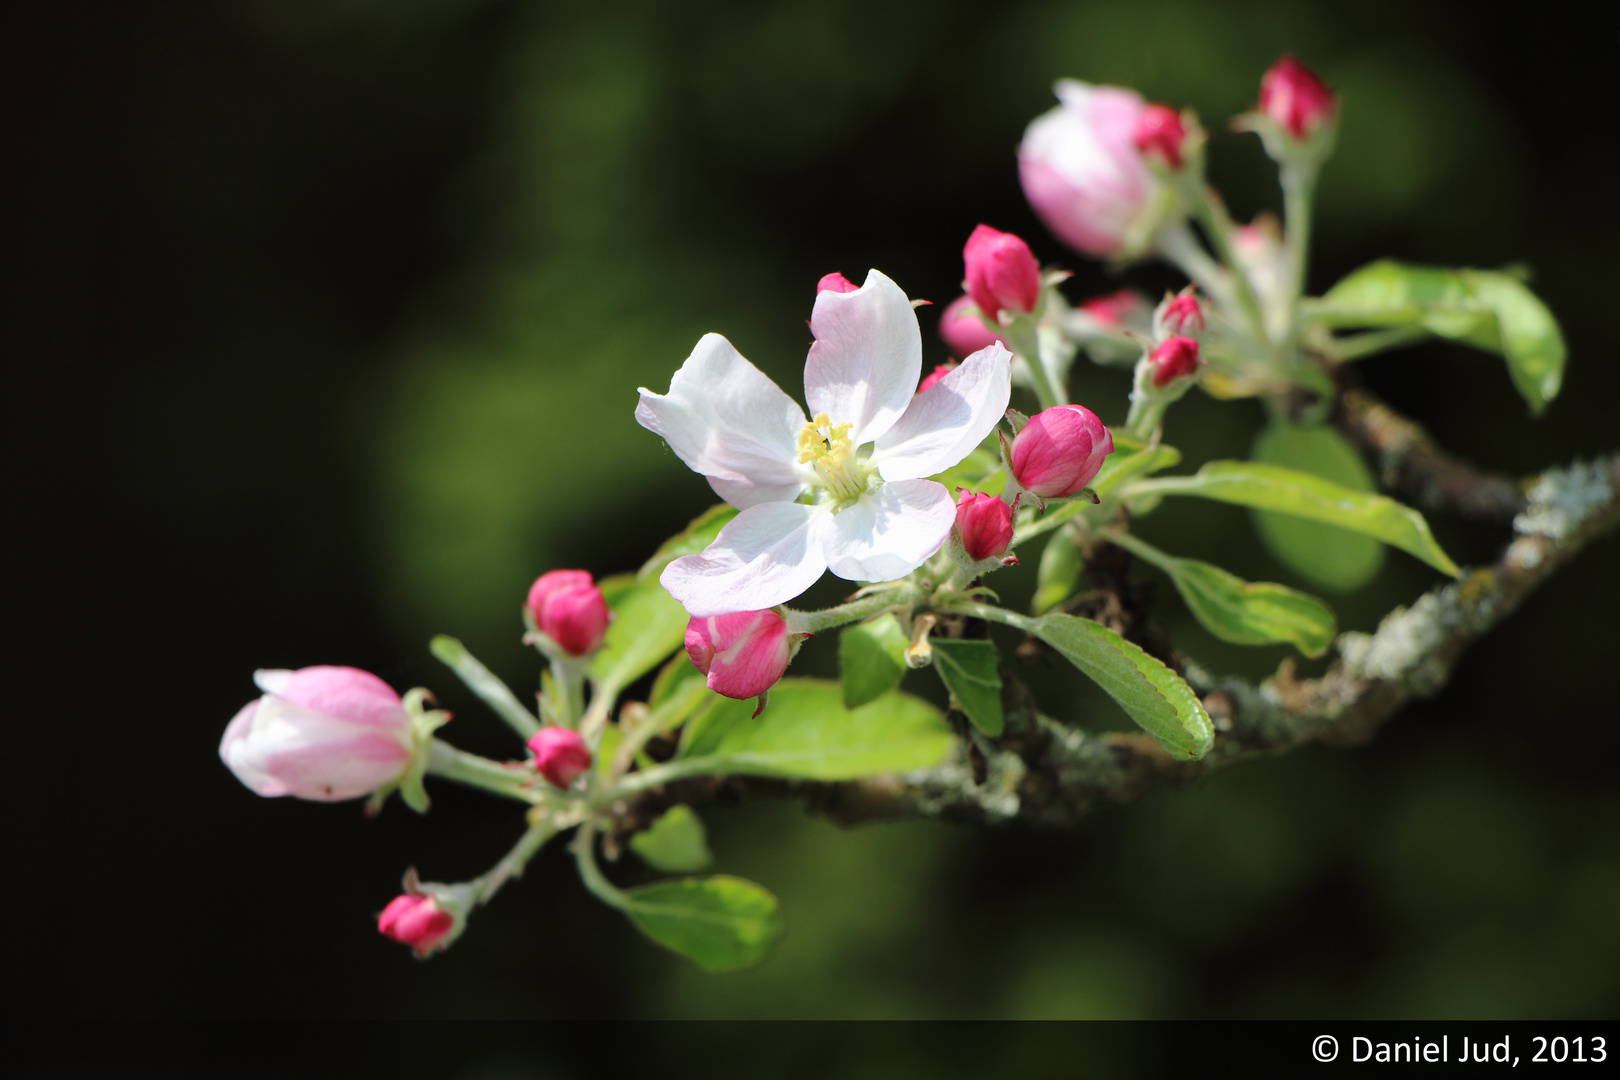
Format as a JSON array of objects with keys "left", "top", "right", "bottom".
[
  {"left": 685, "top": 609, "right": 791, "bottom": 700},
  {"left": 963, "top": 224, "right": 1041, "bottom": 320},
  {"left": 816, "top": 272, "right": 860, "bottom": 295},
  {"left": 1009, "top": 404, "right": 1115, "bottom": 499},
  {"left": 1131, "top": 104, "right": 1186, "bottom": 169},
  {"left": 1258, "top": 55, "right": 1335, "bottom": 140},
  {"left": 955, "top": 490, "right": 1014, "bottom": 561},
  {"left": 1148, "top": 335, "right": 1201, "bottom": 387},
  {"left": 219, "top": 666, "right": 415, "bottom": 802},
  {"left": 526, "top": 726, "right": 592, "bottom": 789},
  {"left": 1078, "top": 289, "right": 1145, "bottom": 329},
  {"left": 1156, "top": 293, "right": 1204, "bottom": 338},
  {"left": 378, "top": 893, "right": 454, "bottom": 957},
  {"left": 527, "top": 569, "right": 610, "bottom": 656},
  {"left": 938, "top": 294, "right": 1007, "bottom": 359},
  {"left": 1019, "top": 81, "right": 1155, "bottom": 257},
  {"left": 918, "top": 362, "right": 958, "bottom": 395}
]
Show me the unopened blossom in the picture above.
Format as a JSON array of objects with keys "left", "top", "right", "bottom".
[
  {"left": 1154, "top": 293, "right": 1205, "bottom": 338},
  {"left": 1147, "top": 336, "right": 1201, "bottom": 387},
  {"left": 1019, "top": 80, "right": 1159, "bottom": 257},
  {"left": 954, "top": 490, "right": 1015, "bottom": 561},
  {"left": 637, "top": 270, "right": 1013, "bottom": 616},
  {"left": 1078, "top": 289, "right": 1145, "bottom": 329},
  {"left": 1131, "top": 104, "right": 1187, "bottom": 169},
  {"left": 685, "top": 609, "right": 793, "bottom": 700},
  {"left": 1009, "top": 404, "right": 1114, "bottom": 499},
  {"left": 220, "top": 666, "right": 416, "bottom": 802},
  {"left": 918, "top": 362, "right": 958, "bottom": 395},
  {"left": 1259, "top": 55, "right": 1335, "bottom": 140},
  {"left": 526, "top": 726, "right": 591, "bottom": 789},
  {"left": 817, "top": 272, "right": 859, "bottom": 295},
  {"left": 527, "top": 570, "right": 610, "bottom": 656},
  {"left": 939, "top": 295, "right": 1007, "bottom": 359},
  {"left": 962, "top": 225, "right": 1040, "bottom": 320},
  {"left": 378, "top": 893, "right": 454, "bottom": 957}
]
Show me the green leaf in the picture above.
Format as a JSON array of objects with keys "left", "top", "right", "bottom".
[
  {"left": 649, "top": 648, "right": 705, "bottom": 711},
  {"left": 1250, "top": 421, "right": 1385, "bottom": 592},
  {"left": 837, "top": 614, "right": 908, "bottom": 708},
  {"left": 589, "top": 573, "right": 689, "bottom": 696},
  {"left": 1091, "top": 441, "right": 1181, "bottom": 500},
  {"left": 1110, "top": 533, "right": 1335, "bottom": 657},
  {"left": 1461, "top": 270, "right": 1565, "bottom": 414},
  {"left": 929, "top": 638, "right": 1004, "bottom": 736},
  {"left": 1033, "top": 526, "right": 1082, "bottom": 615},
  {"left": 928, "top": 446, "right": 1004, "bottom": 496},
  {"left": 1027, "top": 613, "right": 1212, "bottom": 760},
  {"left": 677, "top": 677, "right": 952, "bottom": 780},
  {"left": 1131, "top": 457, "right": 1459, "bottom": 578},
  {"left": 629, "top": 805, "right": 714, "bottom": 873},
  {"left": 622, "top": 875, "right": 783, "bottom": 973},
  {"left": 640, "top": 503, "right": 739, "bottom": 579}
]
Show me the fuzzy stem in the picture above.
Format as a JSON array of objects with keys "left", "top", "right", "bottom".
[
  {"left": 783, "top": 584, "right": 922, "bottom": 636},
  {"left": 425, "top": 739, "right": 541, "bottom": 804},
  {"left": 429, "top": 635, "right": 540, "bottom": 740},
  {"left": 572, "top": 822, "right": 631, "bottom": 910},
  {"left": 471, "top": 818, "right": 558, "bottom": 905}
]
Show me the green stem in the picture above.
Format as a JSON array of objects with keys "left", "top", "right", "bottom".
[
  {"left": 596, "top": 755, "right": 728, "bottom": 805},
  {"left": 573, "top": 822, "right": 631, "bottom": 911},
  {"left": 1322, "top": 324, "right": 1432, "bottom": 362},
  {"left": 1190, "top": 194, "right": 1270, "bottom": 346},
  {"left": 1280, "top": 159, "right": 1318, "bottom": 331},
  {"left": 425, "top": 738, "right": 541, "bottom": 804},
  {"left": 1004, "top": 319, "right": 1062, "bottom": 411},
  {"left": 1008, "top": 499, "right": 1090, "bottom": 549},
  {"left": 430, "top": 635, "right": 540, "bottom": 740},
  {"left": 1156, "top": 221, "right": 1230, "bottom": 304},
  {"left": 784, "top": 584, "right": 921, "bottom": 635},
  {"left": 1095, "top": 527, "right": 1174, "bottom": 573},
  {"left": 937, "top": 596, "right": 1036, "bottom": 634},
  {"left": 471, "top": 818, "right": 558, "bottom": 905}
]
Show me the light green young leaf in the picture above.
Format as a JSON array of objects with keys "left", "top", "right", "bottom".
[
  {"left": 1033, "top": 526, "right": 1082, "bottom": 615},
  {"left": 929, "top": 446, "right": 1005, "bottom": 496},
  {"left": 677, "top": 677, "right": 951, "bottom": 780},
  {"left": 1128, "top": 459, "right": 1460, "bottom": 578},
  {"left": 1027, "top": 613, "right": 1213, "bottom": 760},
  {"left": 1250, "top": 421, "right": 1384, "bottom": 592},
  {"left": 629, "top": 805, "right": 714, "bottom": 873},
  {"left": 589, "top": 573, "right": 689, "bottom": 696},
  {"left": 929, "top": 638, "right": 1004, "bottom": 736},
  {"left": 1090, "top": 441, "right": 1182, "bottom": 500},
  {"left": 639, "top": 503, "right": 739, "bottom": 579},
  {"left": 1460, "top": 270, "right": 1565, "bottom": 414},
  {"left": 649, "top": 648, "right": 705, "bottom": 710},
  {"left": 622, "top": 875, "right": 783, "bottom": 973},
  {"left": 838, "top": 613, "right": 909, "bottom": 709}
]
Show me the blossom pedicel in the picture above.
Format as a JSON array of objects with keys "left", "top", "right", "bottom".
[
  {"left": 962, "top": 225, "right": 1040, "bottom": 321},
  {"left": 219, "top": 666, "right": 415, "bottom": 802},
  {"left": 636, "top": 270, "right": 1012, "bottom": 617},
  {"left": 527, "top": 570, "right": 610, "bottom": 657},
  {"left": 1009, "top": 404, "right": 1115, "bottom": 499},
  {"left": 1147, "top": 336, "right": 1201, "bottom": 387},
  {"left": 1258, "top": 55, "right": 1335, "bottom": 140},
  {"left": 954, "top": 490, "right": 1015, "bottom": 562},
  {"left": 1019, "top": 80, "right": 1157, "bottom": 256},
  {"left": 685, "top": 609, "right": 793, "bottom": 700},
  {"left": 377, "top": 893, "right": 454, "bottom": 957},
  {"left": 1131, "top": 104, "right": 1186, "bottom": 169},
  {"left": 527, "top": 726, "right": 592, "bottom": 788},
  {"left": 938, "top": 295, "right": 1007, "bottom": 359}
]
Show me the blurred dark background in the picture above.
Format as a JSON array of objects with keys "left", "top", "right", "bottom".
[{"left": 7, "top": 0, "right": 1618, "bottom": 1051}]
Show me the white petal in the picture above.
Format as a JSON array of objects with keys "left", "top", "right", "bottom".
[
  {"left": 253, "top": 669, "right": 292, "bottom": 695},
  {"left": 870, "top": 343, "right": 1012, "bottom": 482},
  {"left": 660, "top": 501, "right": 832, "bottom": 617},
  {"left": 823, "top": 479, "right": 955, "bottom": 583},
  {"left": 636, "top": 333, "right": 807, "bottom": 510},
  {"left": 803, "top": 269, "right": 921, "bottom": 445}
]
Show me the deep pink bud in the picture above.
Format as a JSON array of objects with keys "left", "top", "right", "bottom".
[
  {"left": 378, "top": 894, "right": 454, "bottom": 957},
  {"left": 816, "top": 272, "right": 860, "bottom": 295},
  {"left": 527, "top": 569, "right": 610, "bottom": 656},
  {"left": 685, "top": 609, "right": 791, "bottom": 700},
  {"left": 1148, "top": 336, "right": 1201, "bottom": 387},
  {"left": 1158, "top": 294, "right": 1204, "bottom": 337},
  {"left": 954, "top": 490, "right": 1014, "bottom": 561},
  {"left": 938, "top": 294, "right": 1008, "bottom": 359},
  {"left": 1258, "top": 55, "right": 1335, "bottom": 140},
  {"left": 1079, "top": 289, "right": 1144, "bottom": 329},
  {"left": 963, "top": 225, "right": 1041, "bottom": 320},
  {"left": 1009, "top": 404, "right": 1115, "bottom": 499},
  {"left": 526, "top": 726, "right": 592, "bottom": 788},
  {"left": 917, "top": 362, "right": 958, "bottom": 395},
  {"left": 1131, "top": 104, "right": 1186, "bottom": 169}
]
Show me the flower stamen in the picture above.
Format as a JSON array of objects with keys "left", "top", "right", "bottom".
[{"left": 796, "top": 412, "right": 866, "bottom": 505}]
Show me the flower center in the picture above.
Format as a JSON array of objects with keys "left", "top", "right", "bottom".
[{"left": 796, "top": 412, "right": 871, "bottom": 507}]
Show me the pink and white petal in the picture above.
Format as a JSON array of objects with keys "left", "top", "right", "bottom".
[
  {"left": 660, "top": 501, "right": 832, "bottom": 617},
  {"left": 709, "top": 475, "right": 805, "bottom": 509},
  {"left": 254, "top": 666, "right": 405, "bottom": 731},
  {"left": 804, "top": 269, "right": 921, "bottom": 446},
  {"left": 870, "top": 343, "right": 1012, "bottom": 482},
  {"left": 823, "top": 479, "right": 956, "bottom": 583},
  {"left": 636, "top": 333, "right": 807, "bottom": 509}
]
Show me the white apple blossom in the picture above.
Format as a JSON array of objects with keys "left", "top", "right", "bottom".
[{"left": 636, "top": 270, "right": 1012, "bottom": 617}]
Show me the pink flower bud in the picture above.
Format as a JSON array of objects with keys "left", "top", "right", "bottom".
[
  {"left": 816, "top": 272, "right": 860, "bottom": 295},
  {"left": 219, "top": 666, "right": 415, "bottom": 802},
  {"left": 1019, "top": 81, "right": 1156, "bottom": 257},
  {"left": 938, "top": 295, "right": 1007, "bottom": 359},
  {"left": 954, "top": 490, "right": 1014, "bottom": 561},
  {"left": 963, "top": 225, "right": 1041, "bottom": 320},
  {"left": 917, "top": 362, "right": 957, "bottom": 395},
  {"left": 527, "top": 570, "right": 610, "bottom": 656},
  {"left": 378, "top": 893, "right": 454, "bottom": 957},
  {"left": 684, "top": 609, "right": 791, "bottom": 700},
  {"left": 1258, "top": 55, "right": 1335, "bottom": 140},
  {"left": 1131, "top": 104, "right": 1186, "bottom": 169},
  {"left": 1148, "top": 335, "right": 1201, "bottom": 387},
  {"left": 526, "top": 726, "right": 592, "bottom": 789},
  {"left": 1009, "top": 404, "right": 1114, "bottom": 499},
  {"left": 1156, "top": 293, "right": 1204, "bottom": 337},
  {"left": 1078, "top": 289, "right": 1145, "bottom": 329}
]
